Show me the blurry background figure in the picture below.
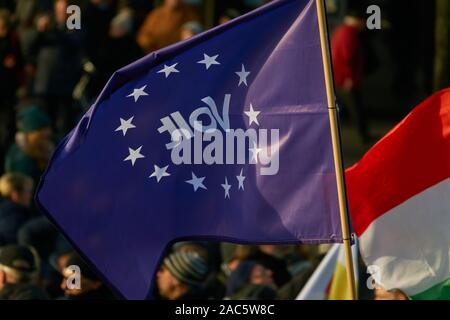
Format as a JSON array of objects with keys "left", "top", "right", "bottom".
[
  {"left": 180, "top": 20, "right": 203, "bottom": 40},
  {"left": 59, "top": 252, "right": 115, "bottom": 300},
  {"left": 80, "top": 0, "right": 117, "bottom": 103},
  {"left": 4, "top": 106, "right": 53, "bottom": 186},
  {"left": 29, "top": 0, "right": 82, "bottom": 137},
  {"left": 251, "top": 245, "right": 291, "bottom": 288},
  {"left": 172, "top": 241, "right": 223, "bottom": 299},
  {"left": 331, "top": 5, "right": 371, "bottom": 143},
  {"left": 0, "top": 9, "right": 23, "bottom": 170},
  {"left": 225, "top": 260, "right": 277, "bottom": 299},
  {"left": 87, "top": 7, "right": 142, "bottom": 101},
  {"left": 218, "top": 8, "right": 241, "bottom": 25},
  {"left": 137, "top": 0, "right": 199, "bottom": 54},
  {"left": 156, "top": 251, "right": 209, "bottom": 300},
  {"left": 0, "top": 244, "right": 49, "bottom": 300},
  {"left": 44, "top": 235, "right": 73, "bottom": 298},
  {"left": 0, "top": 173, "right": 34, "bottom": 246}
]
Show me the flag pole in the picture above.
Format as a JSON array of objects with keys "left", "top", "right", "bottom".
[{"left": 315, "top": 0, "right": 357, "bottom": 300}]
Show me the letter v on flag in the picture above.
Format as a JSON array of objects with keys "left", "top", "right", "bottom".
[{"left": 37, "top": 0, "right": 346, "bottom": 299}]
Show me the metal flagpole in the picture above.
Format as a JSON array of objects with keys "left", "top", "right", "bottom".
[{"left": 315, "top": 0, "right": 357, "bottom": 300}]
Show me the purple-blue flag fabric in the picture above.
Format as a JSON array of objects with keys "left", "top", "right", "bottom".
[{"left": 37, "top": 0, "right": 343, "bottom": 299}]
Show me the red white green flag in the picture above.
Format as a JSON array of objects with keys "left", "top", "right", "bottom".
[{"left": 347, "top": 89, "right": 450, "bottom": 299}]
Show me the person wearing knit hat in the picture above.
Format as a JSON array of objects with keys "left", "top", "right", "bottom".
[
  {"left": 156, "top": 251, "right": 210, "bottom": 300},
  {"left": 16, "top": 106, "right": 52, "bottom": 134},
  {"left": 4, "top": 106, "right": 54, "bottom": 185}
]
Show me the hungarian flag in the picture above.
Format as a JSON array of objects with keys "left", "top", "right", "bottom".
[{"left": 346, "top": 89, "right": 450, "bottom": 299}]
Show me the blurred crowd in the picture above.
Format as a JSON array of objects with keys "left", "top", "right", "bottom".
[{"left": 0, "top": 0, "right": 403, "bottom": 300}]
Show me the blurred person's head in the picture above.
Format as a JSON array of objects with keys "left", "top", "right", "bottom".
[
  {"left": 344, "top": 5, "right": 366, "bottom": 32},
  {"left": 54, "top": 0, "right": 69, "bottom": 26},
  {"left": 180, "top": 21, "right": 203, "bottom": 40},
  {"left": 60, "top": 253, "right": 103, "bottom": 297},
  {"left": 109, "top": 9, "right": 134, "bottom": 38},
  {"left": 49, "top": 236, "right": 74, "bottom": 273},
  {"left": 156, "top": 251, "right": 208, "bottom": 300},
  {"left": 258, "top": 245, "right": 295, "bottom": 259},
  {"left": 164, "top": 0, "right": 183, "bottom": 10},
  {"left": 0, "top": 9, "right": 11, "bottom": 38},
  {"left": 0, "top": 245, "right": 40, "bottom": 290},
  {"left": 15, "top": 106, "right": 54, "bottom": 167},
  {"left": 0, "top": 173, "right": 34, "bottom": 207},
  {"left": 219, "top": 8, "right": 240, "bottom": 25},
  {"left": 226, "top": 260, "right": 275, "bottom": 297},
  {"left": 221, "top": 244, "right": 256, "bottom": 276}
]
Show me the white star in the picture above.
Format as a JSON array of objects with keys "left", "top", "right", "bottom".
[
  {"left": 197, "top": 53, "right": 220, "bottom": 70},
  {"left": 124, "top": 146, "right": 145, "bottom": 166},
  {"left": 221, "top": 177, "right": 231, "bottom": 199},
  {"left": 157, "top": 63, "right": 179, "bottom": 78},
  {"left": 115, "top": 116, "right": 136, "bottom": 136},
  {"left": 245, "top": 103, "right": 260, "bottom": 126},
  {"left": 149, "top": 165, "right": 171, "bottom": 182},
  {"left": 236, "top": 169, "right": 246, "bottom": 191},
  {"left": 127, "top": 85, "right": 148, "bottom": 102},
  {"left": 249, "top": 142, "right": 262, "bottom": 163},
  {"left": 186, "top": 172, "right": 207, "bottom": 191},
  {"left": 236, "top": 64, "right": 250, "bottom": 86}
]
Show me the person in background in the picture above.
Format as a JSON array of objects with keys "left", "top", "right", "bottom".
[
  {"left": 173, "top": 241, "right": 224, "bottom": 299},
  {"left": 80, "top": 0, "right": 117, "bottom": 100},
  {"left": 59, "top": 252, "right": 116, "bottom": 300},
  {"left": 29, "top": 0, "right": 83, "bottom": 136},
  {"left": 90, "top": 7, "right": 142, "bottom": 96},
  {"left": 218, "top": 8, "right": 241, "bottom": 25},
  {"left": 0, "top": 173, "right": 34, "bottom": 246},
  {"left": 81, "top": 0, "right": 116, "bottom": 70},
  {"left": 4, "top": 105, "right": 54, "bottom": 186},
  {"left": 0, "top": 244, "right": 49, "bottom": 300},
  {"left": 180, "top": 20, "right": 203, "bottom": 40},
  {"left": 249, "top": 245, "right": 292, "bottom": 288},
  {"left": 0, "top": 9, "right": 23, "bottom": 169},
  {"left": 137, "top": 0, "right": 199, "bottom": 54},
  {"left": 331, "top": 7, "right": 371, "bottom": 143},
  {"left": 225, "top": 260, "right": 277, "bottom": 299},
  {"left": 156, "top": 251, "right": 210, "bottom": 300}
]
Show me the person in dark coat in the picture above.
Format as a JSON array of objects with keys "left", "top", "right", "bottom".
[
  {"left": 29, "top": 0, "right": 83, "bottom": 135},
  {"left": 225, "top": 260, "right": 277, "bottom": 299},
  {"left": 88, "top": 8, "right": 143, "bottom": 98},
  {"left": 249, "top": 246, "right": 292, "bottom": 288},
  {"left": 0, "top": 244, "right": 49, "bottom": 300},
  {"left": 0, "top": 9, "right": 24, "bottom": 169},
  {"left": 58, "top": 253, "right": 116, "bottom": 300},
  {"left": 0, "top": 173, "right": 34, "bottom": 246}
]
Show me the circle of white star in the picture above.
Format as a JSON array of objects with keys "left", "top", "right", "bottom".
[{"left": 197, "top": 53, "right": 221, "bottom": 70}]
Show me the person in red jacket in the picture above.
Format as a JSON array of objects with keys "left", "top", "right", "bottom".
[{"left": 331, "top": 9, "right": 370, "bottom": 143}]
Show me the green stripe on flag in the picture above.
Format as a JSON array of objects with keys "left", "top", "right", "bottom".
[{"left": 410, "top": 278, "right": 450, "bottom": 300}]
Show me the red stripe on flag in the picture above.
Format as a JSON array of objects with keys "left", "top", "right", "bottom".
[{"left": 346, "top": 89, "right": 450, "bottom": 236}]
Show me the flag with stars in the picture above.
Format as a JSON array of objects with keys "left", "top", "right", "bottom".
[{"left": 37, "top": 0, "right": 343, "bottom": 299}]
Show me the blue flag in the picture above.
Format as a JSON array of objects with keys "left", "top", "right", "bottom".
[{"left": 37, "top": 0, "right": 343, "bottom": 299}]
